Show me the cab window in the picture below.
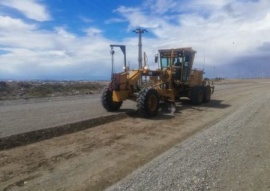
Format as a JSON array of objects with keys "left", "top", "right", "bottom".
[{"left": 161, "top": 58, "right": 170, "bottom": 69}]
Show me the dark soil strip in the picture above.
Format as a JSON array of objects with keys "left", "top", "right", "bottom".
[{"left": 0, "top": 113, "right": 132, "bottom": 150}]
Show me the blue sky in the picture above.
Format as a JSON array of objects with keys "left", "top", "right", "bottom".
[{"left": 0, "top": 0, "right": 270, "bottom": 80}]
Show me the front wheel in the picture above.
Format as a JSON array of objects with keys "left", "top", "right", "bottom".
[
  {"left": 137, "top": 88, "right": 160, "bottom": 118},
  {"left": 101, "top": 86, "right": 122, "bottom": 111}
]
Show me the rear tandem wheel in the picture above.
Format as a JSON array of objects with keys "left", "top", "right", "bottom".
[
  {"left": 203, "top": 86, "right": 211, "bottom": 103},
  {"left": 190, "top": 85, "right": 203, "bottom": 105}
]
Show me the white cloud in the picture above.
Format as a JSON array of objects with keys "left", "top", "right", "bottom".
[
  {"left": 115, "top": 6, "right": 140, "bottom": 14},
  {"left": 84, "top": 27, "right": 103, "bottom": 37},
  {"left": 0, "top": 16, "right": 36, "bottom": 30},
  {"left": 1, "top": 0, "right": 270, "bottom": 79},
  {"left": 0, "top": 16, "right": 114, "bottom": 79},
  {"left": 0, "top": 18, "right": 54, "bottom": 49},
  {"left": 143, "top": 0, "right": 177, "bottom": 14},
  {"left": 115, "top": 0, "right": 270, "bottom": 72},
  {"left": 55, "top": 27, "right": 76, "bottom": 39},
  {"left": 0, "top": 0, "right": 51, "bottom": 21},
  {"left": 78, "top": 16, "right": 94, "bottom": 23},
  {"left": 115, "top": 6, "right": 162, "bottom": 29},
  {"left": 105, "top": 18, "right": 126, "bottom": 24}
]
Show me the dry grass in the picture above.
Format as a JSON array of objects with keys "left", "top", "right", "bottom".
[{"left": 0, "top": 81, "right": 108, "bottom": 100}]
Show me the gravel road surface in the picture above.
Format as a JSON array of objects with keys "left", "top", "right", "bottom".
[
  {"left": 107, "top": 81, "right": 270, "bottom": 191},
  {"left": 0, "top": 81, "right": 246, "bottom": 138},
  {"left": 0, "top": 79, "right": 269, "bottom": 191},
  {"left": 0, "top": 95, "right": 135, "bottom": 138}
]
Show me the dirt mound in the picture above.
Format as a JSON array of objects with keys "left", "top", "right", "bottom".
[{"left": 0, "top": 81, "right": 108, "bottom": 100}]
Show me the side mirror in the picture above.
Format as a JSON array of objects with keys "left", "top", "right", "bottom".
[{"left": 154, "top": 54, "right": 158, "bottom": 63}]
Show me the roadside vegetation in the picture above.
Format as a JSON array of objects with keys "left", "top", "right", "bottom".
[{"left": 0, "top": 81, "right": 108, "bottom": 100}]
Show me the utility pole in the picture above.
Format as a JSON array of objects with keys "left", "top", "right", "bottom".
[
  {"left": 133, "top": 28, "right": 147, "bottom": 70},
  {"left": 133, "top": 28, "right": 147, "bottom": 86}
]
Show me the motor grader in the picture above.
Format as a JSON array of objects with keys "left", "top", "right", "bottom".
[{"left": 101, "top": 45, "right": 214, "bottom": 118}]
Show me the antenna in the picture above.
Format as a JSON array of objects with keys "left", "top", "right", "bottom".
[
  {"left": 203, "top": 39, "right": 206, "bottom": 71},
  {"left": 110, "top": 47, "right": 115, "bottom": 77},
  {"left": 204, "top": 49, "right": 205, "bottom": 69}
]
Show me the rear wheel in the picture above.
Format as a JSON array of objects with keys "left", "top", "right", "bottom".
[
  {"left": 190, "top": 86, "right": 203, "bottom": 105},
  {"left": 203, "top": 86, "right": 211, "bottom": 103},
  {"left": 137, "top": 88, "right": 159, "bottom": 118},
  {"left": 101, "top": 86, "right": 122, "bottom": 111}
]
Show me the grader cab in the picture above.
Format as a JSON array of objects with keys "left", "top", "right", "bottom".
[{"left": 101, "top": 45, "right": 214, "bottom": 118}]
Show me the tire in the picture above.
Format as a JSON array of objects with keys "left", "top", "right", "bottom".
[
  {"left": 137, "top": 88, "right": 160, "bottom": 118},
  {"left": 203, "top": 86, "right": 211, "bottom": 103},
  {"left": 190, "top": 86, "right": 203, "bottom": 105},
  {"left": 101, "top": 86, "right": 122, "bottom": 111}
]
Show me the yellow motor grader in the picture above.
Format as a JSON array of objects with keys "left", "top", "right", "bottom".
[{"left": 101, "top": 45, "right": 214, "bottom": 118}]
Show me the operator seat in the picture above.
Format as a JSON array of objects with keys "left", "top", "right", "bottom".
[{"left": 174, "top": 58, "right": 181, "bottom": 82}]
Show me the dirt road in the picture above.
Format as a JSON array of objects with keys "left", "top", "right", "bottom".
[
  {"left": 0, "top": 94, "right": 135, "bottom": 138},
  {"left": 0, "top": 80, "right": 269, "bottom": 191}
]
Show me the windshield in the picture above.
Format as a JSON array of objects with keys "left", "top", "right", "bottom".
[
  {"left": 160, "top": 52, "right": 192, "bottom": 82},
  {"left": 160, "top": 56, "right": 184, "bottom": 69}
]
